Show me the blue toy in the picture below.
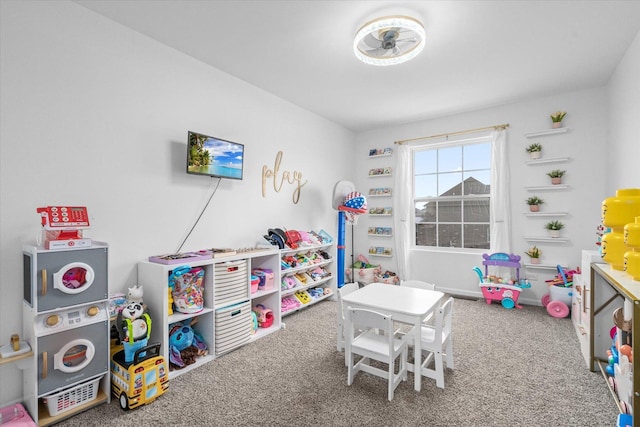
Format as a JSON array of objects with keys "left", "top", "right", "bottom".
[{"left": 168, "top": 321, "right": 208, "bottom": 369}]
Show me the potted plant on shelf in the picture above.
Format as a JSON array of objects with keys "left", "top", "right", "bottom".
[
  {"left": 550, "top": 111, "right": 567, "bottom": 128},
  {"left": 525, "top": 246, "right": 542, "bottom": 264},
  {"left": 526, "top": 196, "right": 544, "bottom": 212},
  {"left": 546, "top": 169, "right": 566, "bottom": 185},
  {"left": 526, "top": 143, "right": 543, "bottom": 160},
  {"left": 545, "top": 220, "right": 565, "bottom": 238}
]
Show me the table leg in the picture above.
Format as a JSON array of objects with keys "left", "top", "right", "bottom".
[{"left": 414, "top": 316, "right": 422, "bottom": 391}]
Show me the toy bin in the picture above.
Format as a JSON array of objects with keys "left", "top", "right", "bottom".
[
  {"left": 541, "top": 265, "right": 575, "bottom": 318},
  {"left": 42, "top": 376, "right": 101, "bottom": 416},
  {"left": 0, "top": 403, "right": 36, "bottom": 426},
  {"left": 250, "top": 275, "right": 259, "bottom": 293}
]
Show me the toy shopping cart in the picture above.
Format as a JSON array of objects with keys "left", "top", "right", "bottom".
[
  {"left": 541, "top": 265, "right": 575, "bottom": 318},
  {"left": 473, "top": 253, "right": 531, "bottom": 309}
]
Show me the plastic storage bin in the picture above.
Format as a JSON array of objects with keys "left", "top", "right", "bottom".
[{"left": 42, "top": 376, "right": 101, "bottom": 416}]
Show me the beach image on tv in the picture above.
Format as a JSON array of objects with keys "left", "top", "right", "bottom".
[{"left": 188, "top": 134, "right": 243, "bottom": 179}]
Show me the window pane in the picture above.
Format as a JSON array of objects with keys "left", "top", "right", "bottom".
[
  {"left": 415, "top": 175, "right": 437, "bottom": 198},
  {"left": 464, "top": 143, "right": 491, "bottom": 170},
  {"left": 463, "top": 171, "right": 490, "bottom": 195},
  {"left": 416, "top": 223, "right": 436, "bottom": 246},
  {"left": 464, "top": 224, "right": 490, "bottom": 249},
  {"left": 415, "top": 201, "right": 436, "bottom": 222},
  {"left": 463, "top": 199, "right": 490, "bottom": 222},
  {"left": 439, "top": 224, "right": 461, "bottom": 248},
  {"left": 438, "top": 200, "right": 461, "bottom": 222},
  {"left": 438, "top": 172, "right": 463, "bottom": 196},
  {"left": 438, "top": 146, "right": 462, "bottom": 173},
  {"left": 414, "top": 150, "right": 436, "bottom": 175}
]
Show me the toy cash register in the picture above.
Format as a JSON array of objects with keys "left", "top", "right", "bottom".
[{"left": 37, "top": 206, "right": 92, "bottom": 249}]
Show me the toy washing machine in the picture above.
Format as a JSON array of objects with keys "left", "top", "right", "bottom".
[{"left": 22, "top": 243, "right": 110, "bottom": 424}]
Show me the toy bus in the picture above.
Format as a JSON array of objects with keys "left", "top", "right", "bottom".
[{"left": 110, "top": 342, "right": 169, "bottom": 410}]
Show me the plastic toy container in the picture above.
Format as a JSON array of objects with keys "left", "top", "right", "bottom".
[
  {"left": 42, "top": 376, "right": 101, "bottom": 416},
  {"left": 0, "top": 403, "right": 36, "bottom": 426}
]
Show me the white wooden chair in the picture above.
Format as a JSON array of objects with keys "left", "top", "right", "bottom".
[
  {"left": 345, "top": 307, "right": 409, "bottom": 401},
  {"left": 400, "top": 280, "right": 437, "bottom": 325},
  {"left": 336, "top": 282, "right": 360, "bottom": 353},
  {"left": 400, "top": 280, "right": 436, "bottom": 291},
  {"left": 412, "top": 297, "right": 454, "bottom": 389}
]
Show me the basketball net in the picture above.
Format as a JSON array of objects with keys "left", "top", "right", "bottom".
[{"left": 344, "top": 210, "right": 359, "bottom": 225}]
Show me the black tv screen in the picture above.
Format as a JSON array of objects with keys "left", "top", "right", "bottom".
[{"left": 187, "top": 131, "right": 244, "bottom": 180}]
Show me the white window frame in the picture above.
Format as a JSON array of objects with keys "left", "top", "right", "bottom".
[{"left": 411, "top": 135, "right": 492, "bottom": 251}]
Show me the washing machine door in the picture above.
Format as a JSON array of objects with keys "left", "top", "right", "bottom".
[
  {"left": 53, "top": 339, "right": 95, "bottom": 373},
  {"left": 53, "top": 262, "right": 95, "bottom": 295}
]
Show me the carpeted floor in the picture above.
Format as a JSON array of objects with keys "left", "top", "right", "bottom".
[{"left": 55, "top": 297, "right": 618, "bottom": 426}]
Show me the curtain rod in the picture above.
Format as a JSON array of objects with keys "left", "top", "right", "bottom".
[{"left": 394, "top": 123, "right": 510, "bottom": 145}]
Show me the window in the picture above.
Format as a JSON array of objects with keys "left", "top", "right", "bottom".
[{"left": 413, "top": 137, "right": 491, "bottom": 249}]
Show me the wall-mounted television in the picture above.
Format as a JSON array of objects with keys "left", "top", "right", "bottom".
[{"left": 187, "top": 131, "right": 244, "bottom": 180}]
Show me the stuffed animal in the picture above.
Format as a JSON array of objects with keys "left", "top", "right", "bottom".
[
  {"left": 118, "top": 301, "right": 151, "bottom": 344},
  {"left": 127, "top": 284, "right": 144, "bottom": 304},
  {"left": 168, "top": 321, "right": 208, "bottom": 369}
]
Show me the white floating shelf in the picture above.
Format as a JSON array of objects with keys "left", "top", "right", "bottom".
[
  {"left": 524, "top": 236, "right": 570, "bottom": 243},
  {"left": 524, "top": 128, "right": 569, "bottom": 138},
  {"left": 525, "top": 185, "right": 569, "bottom": 191},
  {"left": 368, "top": 153, "right": 392, "bottom": 158},
  {"left": 368, "top": 234, "right": 393, "bottom": 237},
  {"left": 368, "top": 194, "right": 391, "bottom": 198},
  {"left": 524, "top": 263, "right": 565, "bottom": 270},
  {"left": 525, "top": 157, "right": 570, "bottom": 165},
  {"left": 368, "top": 254, "right": 393, "bottom": 258},
  {"left": 524, "top": 212, "right": 568, "bottom": 217}
]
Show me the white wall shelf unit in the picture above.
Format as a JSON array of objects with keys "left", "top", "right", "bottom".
[
  {"left": 524, "top": 212, "right": 568, "bottom": 217},
  {"left": 524, "top": 236, "right": 570, "bottom": 243},
  {"left": 524, "top": 128, "right": 569, "bottom": 138},
  {"left": 525, "top": 157, "right": 571, "bottom": 165},
  {"left": 525, "top": 185, "right": 569, "bottom": 191},
  {"left": 524, "top": 263, "right": 565, "bottom": 270}
]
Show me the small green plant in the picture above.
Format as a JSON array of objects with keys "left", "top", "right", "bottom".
[
  {"left": 525, "top": 246, "right": 542, "bottom": 258},
  {"left": 526, "top": 143, "right": 542, "bottom": 153},
  {"left": 546, "top": 169, "right": 566, "bottom": 178},
  {"left": 545, "top": 220, "right": 565, "bottom": 230},
  {"left": 550, "top": 111, "right": 567, "bottom": 123},
  {"left": 526, "top": 196, "right": 544, "bottom": 206}
]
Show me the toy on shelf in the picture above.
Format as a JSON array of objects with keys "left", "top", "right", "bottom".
[
  {"left": 252, "top": 304, "right": 274, "bottom": 328},
  {"left": 168, "top": 319, "right": 208, "bottom": 370},
  {"left": 605, "top": 326, "right": 634, "bottom": 416},
  {"left": 169, "top": 265, "right": 205, "bottom": 314},
  {"left": 474, "top": 253, "right": 531, "bottom": 309},
  {"left": 541, "top": 265, "right": 576, "bottom": 318}
]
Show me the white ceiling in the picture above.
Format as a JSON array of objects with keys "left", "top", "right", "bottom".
[{"left": 75, "top": 0, "right": 640, "bottom": 132}]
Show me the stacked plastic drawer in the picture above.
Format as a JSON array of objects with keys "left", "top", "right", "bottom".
[{"left": 214, "top": 260, "right": 252, "bottom": 355}]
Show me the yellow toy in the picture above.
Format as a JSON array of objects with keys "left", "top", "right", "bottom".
[
  {"left": 602, "top": 189, "right": 640, "bottom": 270},
  {"left": 624, "top": 216, "right": 640, "bottom": 280}
]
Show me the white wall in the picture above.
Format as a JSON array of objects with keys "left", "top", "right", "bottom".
[
  {"left": 606, "top": 30, "right": 640, "bottom": 194},
  {"left": 355, "top": 88, "right": 608, "bottom": 303},
  {"left": 0, "top": 1, "right": 355, "bottom": 405}
]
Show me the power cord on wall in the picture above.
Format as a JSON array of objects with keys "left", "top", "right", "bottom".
[{"left": 175, "top": 177, "right": 221, "bottom": 253}]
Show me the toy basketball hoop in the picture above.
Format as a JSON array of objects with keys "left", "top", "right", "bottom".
[{"left": 333, "top": 181, "right": 368, "bottom": 287}]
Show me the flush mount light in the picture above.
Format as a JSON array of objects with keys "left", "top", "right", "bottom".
[{"left": 353, "top": 15, "right": 425, "bottom": 66}]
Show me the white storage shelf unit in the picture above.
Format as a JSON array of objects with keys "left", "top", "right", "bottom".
[
  {"left": 280, "top": 242, "right": 335, "bottom": 317},
  {"left": 138, "top": 249, "right": 281, "bottom": 379}
]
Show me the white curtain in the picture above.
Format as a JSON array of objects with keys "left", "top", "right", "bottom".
[
  {"left": 490, "top": 128, "right": 511, "bottom": 254},
  {"left": 393, "top": 144, "right": 411, "bottom": 280}
]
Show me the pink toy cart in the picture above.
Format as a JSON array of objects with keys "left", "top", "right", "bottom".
[{"left": 474, "top": 253, "right": 531, "bottom": 309}]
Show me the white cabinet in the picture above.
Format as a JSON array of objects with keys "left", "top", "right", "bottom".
[
  {"left": 280, "top": 242, "right": 335, "bottom": 317},
  {"left": 138, "top": 249, "right": 281, "bottom": 379},
  {"left": 572, "top": 250, "right": 601, "bottom": 368}
]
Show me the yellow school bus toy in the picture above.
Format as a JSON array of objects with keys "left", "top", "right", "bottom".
[{"left": 110, "top": 342, "right": 169, "bottom": 410}]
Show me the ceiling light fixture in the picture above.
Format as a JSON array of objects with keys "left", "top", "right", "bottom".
[{"left": 353, "top": 15, "right": 425, "bottom": 66}]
